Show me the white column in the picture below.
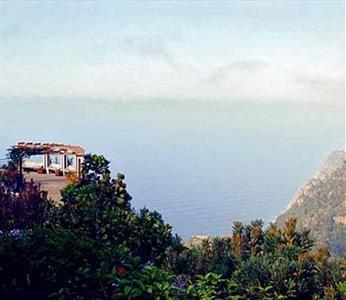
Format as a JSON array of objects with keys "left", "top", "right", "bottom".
[
  {"left": 61, "top": 154, "right": 66, "bottom": 176},
  {"left": 45, "top": 154, "right": 50, "bottom": 174},
  {"left": 43, "top": 154, "right": 47, "bottom": 169}
]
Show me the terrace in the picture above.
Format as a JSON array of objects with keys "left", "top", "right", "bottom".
[{"left": 13, "top": 142, "right": 85, "bottom": 177}]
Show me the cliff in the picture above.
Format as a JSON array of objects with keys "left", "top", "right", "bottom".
[{"left": 276, "top": 149, "right": 346, "bottom": 256}]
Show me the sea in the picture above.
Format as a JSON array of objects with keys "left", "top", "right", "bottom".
[{"left": 0, "top": 98, "right": 343, "bottom": 238}]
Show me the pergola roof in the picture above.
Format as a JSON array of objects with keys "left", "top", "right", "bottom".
[{"left": 14, "top": 142, "right": 85, "bottom": 156}]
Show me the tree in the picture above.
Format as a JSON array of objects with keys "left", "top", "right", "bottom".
[{"left": 0, "top": 154, "right": 176, "bottom": 299}]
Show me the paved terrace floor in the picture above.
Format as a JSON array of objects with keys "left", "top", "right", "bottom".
[{"left": 25, "top": 172, "right": 67, "bottom": 203}]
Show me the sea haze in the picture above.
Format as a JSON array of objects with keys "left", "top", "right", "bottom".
[{"left": 0, "top": 99, "right": 343, "bottom": 238}]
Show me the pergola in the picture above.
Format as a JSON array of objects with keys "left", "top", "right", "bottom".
[{"left": 12, "top": 142, "right": 85, "bottom": 177}]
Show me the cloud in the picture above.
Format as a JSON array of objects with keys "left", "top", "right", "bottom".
[
  {"left": 192, "top": 60, "right": 343, "bottom": 104},
  {"left": 90, "top": 33, "right": 196, "bottom": 73},
  {"left": 294, "top": 74, "right": 344, "bottom": 91},
  {"left": 293, "top": 73, "right": 345, "bottom": 103},
  {"left": 122, "top": 35, "right": 182, "bottom": 70},
  {"left": 204, "top": 60, "right": 269, "bottom": 84}
]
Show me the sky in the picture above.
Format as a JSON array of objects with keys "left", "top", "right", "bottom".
[{"left": 1, "top": 1, "right": 345, "bottom": 105}]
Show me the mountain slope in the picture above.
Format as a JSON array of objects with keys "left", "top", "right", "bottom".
[{"left": 276, "top": 150, "right": 346, "bottom": 256}]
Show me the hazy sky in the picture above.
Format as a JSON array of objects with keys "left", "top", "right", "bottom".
[{"left": 1, "top": 1, "right": 344, "bottom": 104}]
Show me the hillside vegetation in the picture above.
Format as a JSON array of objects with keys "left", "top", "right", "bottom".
[{"left": 276, "top": 150, "right": 346, "bottom": 257}]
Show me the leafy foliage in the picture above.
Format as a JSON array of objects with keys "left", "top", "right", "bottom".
[
  {"left": 0, "top": 166, "right": 52, "bottom": 232},
  {"left": 0, "top": 153, "right": 345, "bottom": 299},
  {"left": 166, "top": 220, "right": 345, "bottom": 299},
  {"left": 0, "top": 166, "right": 24, "bottom": 192}
]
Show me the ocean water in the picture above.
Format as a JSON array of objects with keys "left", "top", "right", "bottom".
[{"left": 0, "top": 99, "right": 343, "bottom": 238}]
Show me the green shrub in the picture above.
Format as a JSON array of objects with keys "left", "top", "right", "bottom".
[
  {"left": 115, "top": 265, "right": 175, "bottom": 299},
  {"left": 186, "top": 272, "right": 225, "bottom": 299}
]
